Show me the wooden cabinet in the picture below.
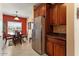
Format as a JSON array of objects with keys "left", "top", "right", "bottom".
[
  {"left": 40, "top": 5, "right": 46, "bottom": 16},
  {"left": 52, "top": 5, "right": 58, "bottom": 25},
  {"left": 58, "top": 4, "right": 66, "bottom": 25},
  {"left": 34, "top": 9, "right": 39, "bottom": 17},
  {"left": 34, "top": 4, "right": 50, "bottom": 33},
  {"left": 46, "top": 36, "right": 66, "bottom": 56},
  {"left": 50, "top": 4, "right": 66, "bottom": 25},
  {"left": 47, "top": 38, "right": 54, "bottom": 56},
  {"left": 34, "top": 4, "right": 46, "bottom": 17},
  {"left": 54, "top": 44, "right": 66, "bottom": 56}
]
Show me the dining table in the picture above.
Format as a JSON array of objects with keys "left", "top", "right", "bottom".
[{"left": 4, "top": 33, "right": 27, "bottom": 46}]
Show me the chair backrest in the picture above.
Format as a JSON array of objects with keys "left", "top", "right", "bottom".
[
  {"left": 3, "top": 32, "right": 7, "bottom": 40},
  {"left": 15, "top": 31, "right": 21, "bottom": 37}
]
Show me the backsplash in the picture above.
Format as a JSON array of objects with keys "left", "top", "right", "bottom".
[{"left": 53, "top": 25, "right": 66, "bottom": 33}]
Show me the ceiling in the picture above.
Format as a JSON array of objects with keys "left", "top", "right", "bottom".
[{"left": 1, "top": 3, "right": 36, "bottom": 18}]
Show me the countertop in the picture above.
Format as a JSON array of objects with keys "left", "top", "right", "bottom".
[{"left": 47, "top": 33, "right": 66, "bottom": 40}]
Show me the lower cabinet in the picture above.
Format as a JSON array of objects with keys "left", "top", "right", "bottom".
[
  {"left": 47, "top": 39, "right": 54, "bottom": 56},
  {"left": 54, "top": 43, "right": 66, "bottom": 56},
  {"left": 46, "top": 36, "right": 66, "bottom": 56}
]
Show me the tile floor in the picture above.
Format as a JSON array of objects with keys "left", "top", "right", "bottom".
[{"left": 0, "top": 39, "right": 47, "bottom": 56}]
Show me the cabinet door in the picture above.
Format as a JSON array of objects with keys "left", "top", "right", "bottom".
[
  {"left": 54, "top": 43, "right": 66, "bottom": 56},
  {"left": 34, "top": 5, "right": 46, "bottom": 17},
  {"left": 50, "top": 8, "right": 53, "bottom": 25},
  {"left": 59, "top": 4, "right": 66, "bottom": 25},
  {"left": 38, "top": 7, "right": 41, "bottom": 16},
  {"left": 36, "top": 5, "right": 46, "bottom": 16},
  {"left": 46, "top": 39, "right": 54, "bottom": 56},
  {"left": 51, "top": 4, "right": 66, "bottom": 25},
  {"left": 52, "top": 5, "right": 58, "bottom": 25},
  {"left": 35, "top": 10, "right": 37, "bottom": 17},
  {"left": 41, "top": 6, "right": 45, "bottom": 16}
]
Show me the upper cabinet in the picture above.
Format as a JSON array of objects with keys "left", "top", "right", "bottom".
[
  {"left": 50, "top": 5, "right": 58, "bottom": 25},
  {"left": 58, "top": 4, "right": 66, "bottom": 25},
  {"left": 39, "top": 5, "right": 46, "bottom": 16},
  {"left": 50, "top": 4, "right": 66, "bottom": 25},
  {"left": 34, "top": 9, "right": 38, "bottom": 17},
  {"left": 34, "top": 4, "right": 46, "bottom": 18},
  {"left": 34, "top": 4, "right": 50, "bottom": 33}
]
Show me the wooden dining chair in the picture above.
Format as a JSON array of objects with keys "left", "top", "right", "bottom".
[
  {"left": 3, "top": 32, "right": 8, "bottom": 45},
  {"left": 3, "top": 32, "right": 13, "bottom": 45},
  {"left": 13, "top": 32, "right": 22, "bottom": 46}
]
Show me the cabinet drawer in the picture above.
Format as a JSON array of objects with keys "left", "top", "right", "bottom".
[
  {"left": 47, "top": 37, "right": 65, "bottom": 46},
  {"left": 53, "top": 38, "right": 65, "bottom": 46}
]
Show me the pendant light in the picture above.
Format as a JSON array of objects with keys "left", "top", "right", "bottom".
[{"left": 14, "top": 11, "right": 19, "bottom": 20}]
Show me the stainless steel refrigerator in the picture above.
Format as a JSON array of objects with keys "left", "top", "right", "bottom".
[{"left": 32, "top": 16, "right": 45, "bottom": 55}]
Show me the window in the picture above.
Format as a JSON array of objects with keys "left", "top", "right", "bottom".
[{"left": 8, "top": 21, "right": 22, "bottom": 35}]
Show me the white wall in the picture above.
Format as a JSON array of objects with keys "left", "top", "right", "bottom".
[
  {"left": 66, "top": 3, "right": 74, "bottom": 56},
  {"left": 0, "top": 4, "right": 4, "bottom": 54},
  {"left": 74, "top": 4, "right": 79, "bottom": 56}
]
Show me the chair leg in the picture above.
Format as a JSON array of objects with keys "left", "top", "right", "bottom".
[
  {"left": 20, "top": 39, "right": 22, "bottom": 45},
  {"left": 14, "top": 41, "right": 16, "bottom": 46},
  {"left": 19, "top": 37, "right": 22, "bottom": 45},
  {"left": 12, "top": 39, "right": 16, "bottom": 46},
  {"left": 5, "top": 40, "right": 7, "bottom": 45}
]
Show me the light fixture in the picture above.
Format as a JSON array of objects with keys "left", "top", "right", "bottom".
[{"left": 14, "top": 11, "right": 19, "bottom": 20}]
